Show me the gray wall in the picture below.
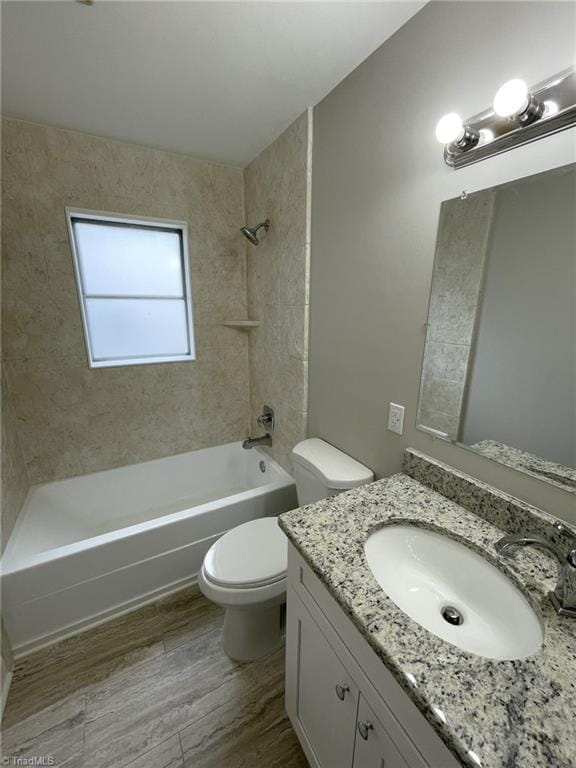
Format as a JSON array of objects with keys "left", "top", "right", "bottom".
[
  {"left": 308, "top": 1, "right": 576, "bottom": 523},
  {"left": 462, "top": 169, "right": 575, "bottom": 467}
]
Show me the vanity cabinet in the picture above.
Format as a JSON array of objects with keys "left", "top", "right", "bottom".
[
  {"left": 295, "top": 596, "right": 359, "bottom": 767},
  {"left": 285, "top": 543, "right": 462, "bottom": 768},
  {"left": 352, "top": 697, "right": 410, "bottom": 768}
]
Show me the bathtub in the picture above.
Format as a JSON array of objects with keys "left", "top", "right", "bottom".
[{"left": 1, "top": 442, "right": 297, "bottom": 655}]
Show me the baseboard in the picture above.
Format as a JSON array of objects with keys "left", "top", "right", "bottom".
[{"left": 12, "top": 574, "right": 199, "bottom": 660}]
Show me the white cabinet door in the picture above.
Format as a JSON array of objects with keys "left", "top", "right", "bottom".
[
  {"left": 287, "top": 592, "right": 359, "bottom": 768},
  {"left": 353, "top": 696, "right": 411, "bottom": 768}
]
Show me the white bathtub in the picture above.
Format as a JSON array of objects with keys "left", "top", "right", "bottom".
[{"left": 1, "top": 442, "right": 297, "bottom": 655}]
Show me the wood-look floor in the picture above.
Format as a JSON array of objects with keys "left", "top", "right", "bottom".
[{"left": 2, "top": 586, "right": 309, "bottom": 768}]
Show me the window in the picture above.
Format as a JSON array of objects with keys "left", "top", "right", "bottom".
[{"left": 66, "top": 210, "right": 195, "bottom": 368}]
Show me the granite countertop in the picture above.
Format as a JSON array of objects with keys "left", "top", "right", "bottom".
[
  {"left": 471, "top": 440, "right": 576, "bottom": 493},
  {"left": 279, "top": 453, "right": 576, "bottom": 768}
]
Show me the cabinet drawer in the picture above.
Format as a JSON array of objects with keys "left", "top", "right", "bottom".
[
  {"left": 287, "top": 588, "right": 359, "bottom": 768},
  {"left": 353, "top": 695, "right": 411, "bottom": 768}
]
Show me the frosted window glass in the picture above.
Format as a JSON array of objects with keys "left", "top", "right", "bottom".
[
  {"left": 85, "top": 299, "right": 190, "bottom": 360},
  {"left": 69, "top": 212, "right": 195, "bottom": 366},
  {"left": 74, "top": 221, "right": 184, "bottom": 296}
]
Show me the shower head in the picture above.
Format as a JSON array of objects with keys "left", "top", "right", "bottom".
[{"left": 240, "top": 219, "right": 270, "bottom": 246}]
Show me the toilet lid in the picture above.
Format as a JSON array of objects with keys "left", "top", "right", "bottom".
[{"left": 204, "top": 517, "right": 288, "bottom": 588}]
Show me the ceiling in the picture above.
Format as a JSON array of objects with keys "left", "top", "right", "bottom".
[{"left": 1, "top": 1, "right": 424, "bottom": 166}]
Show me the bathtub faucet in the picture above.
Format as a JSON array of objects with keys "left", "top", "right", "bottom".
[
  {"left": 242, "top": 405, "right": 274, "bottom": 450},
  {"left": 242, "top": 434, "right": 272, "bottom": 449}
]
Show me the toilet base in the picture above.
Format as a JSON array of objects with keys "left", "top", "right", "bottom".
[{"left": 223, "top": 604, "right": 284, "bottom": 661}]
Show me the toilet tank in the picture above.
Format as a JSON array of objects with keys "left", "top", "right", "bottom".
[{"left": 291, "top": 438, "right": 374, "bottom": 506}]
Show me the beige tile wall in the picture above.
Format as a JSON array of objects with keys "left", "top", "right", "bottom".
[
  {"left": 2, "top": 117, "right": 251, "bottom": 485},
  {"left": 244, "top": 110, "right": 312, "bottom": 471},
  {"left": 417, "top": 190, "right": 495, "bottom": 440},
  {"left": 1, "top": 370, "right": 30, "bottom": 552}
]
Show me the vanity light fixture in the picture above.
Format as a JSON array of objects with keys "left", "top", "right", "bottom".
[
  {"left": 435, "top": 112, "right": 480, "bottom": 166},
  {"left": 543, "top": 100, "right": 560, "bottom": 117},
  {"left": 493, "top": 79, "right": 544, "bottom": 124},
  {"left": 435, "top": 113, "right": 479, "bottom": 159},
  {"left": 434, "top": 113, "right": 463, "bottom": 144},
  {"left": 436, "top": 67, "right": 576, "bottom": 168}
]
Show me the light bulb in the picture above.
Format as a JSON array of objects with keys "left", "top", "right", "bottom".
[
  {"left": 543, "top": 100, "right": 559, "bottom": 117},
  {"left": 493, "top": 79, "right": 529, "bottom": 118},
  {"left": 479, "top": 128, "right": 494, "bottom": 145},
  {"left": 435, "top": 113, "right": 465, "bottom": 144}
]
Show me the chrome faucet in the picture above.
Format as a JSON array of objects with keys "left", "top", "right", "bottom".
[
  {"left": 495, "top": 521, "right": 576, "bottom": 618},
  {"left": 242, "top": 434, "right": 272, "bottom": 449},
  {"left": 242, "top": 405, "right": 275, "bottom": 450}
]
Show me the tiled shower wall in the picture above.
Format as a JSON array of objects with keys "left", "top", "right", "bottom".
[
  {"left": 244, "top": 110, "right": 312, "bottom": 471},
  {"left": 1, "top": 112, "right": 311, "bottom": 540},
  {"left": 417, "top": 189, "right": 495, "bottom": 440},
  {"left": 1, "top": 372, "right": 29, "bottom": 552},
  {"left": 1, "top": 118, "right": 250, "bottom": 486}
]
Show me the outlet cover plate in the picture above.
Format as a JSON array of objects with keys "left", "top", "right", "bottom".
[{"left": 388, "top": 403, "right": 405, "bottom": 435}]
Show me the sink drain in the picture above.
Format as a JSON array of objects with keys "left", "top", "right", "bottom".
[{"left": 441, "top": 605, "right": 464, "bottom": 626}]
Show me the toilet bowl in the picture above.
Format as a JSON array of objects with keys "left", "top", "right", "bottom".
[
  {"left": 198, "top": 516, "right": 287, "bottom": 660},
  {"left": 199, "top": 439, "right": 373, "bottom": 660}
]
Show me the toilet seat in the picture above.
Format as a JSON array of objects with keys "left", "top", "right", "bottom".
[
  {"left": 203, "top": 517, "right": 287, "bottom": 589},
  {"left": 199, "top": 565, "right": 286, "bottom": 608}
]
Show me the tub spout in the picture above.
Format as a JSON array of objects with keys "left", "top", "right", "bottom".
[
  {"left": 243, "top": 406, "right": 274, "bottom": 449},
  {"left": 242, "top": 434, "right": 272, "bottom": 450}
]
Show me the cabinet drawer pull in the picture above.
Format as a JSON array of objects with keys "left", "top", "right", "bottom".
[
  {"left": 358, "top": 720, "right": 374, "bottom": 740},
  {"left": 335, "top": 683, "right": 350, "bottom": 700}
]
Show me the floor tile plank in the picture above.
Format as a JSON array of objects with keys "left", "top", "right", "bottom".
[
  {"left": 83, "top": 627, "right": 238, "bottom": 767},
  {"left": 123, "top": 734, "right": 183, "bottom": 768},
  {"left": 180, "top": 649, "right": 308, "bottom": 768},
  {"left": 2, "top": 586, "right": 308, "bottom": 768},
  {"left": 1, "top": 693, "right": 86, "bottom": 766},
  {"left": 3, "top": 604, "right": 164, "bottom": 727},
  {"left": 157, "top": 585, "right": 223, "bottom": 652}
]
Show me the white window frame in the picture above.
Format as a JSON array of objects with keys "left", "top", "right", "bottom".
[{"left": 66, "top": 208, "right": 196, "bottom": 369}]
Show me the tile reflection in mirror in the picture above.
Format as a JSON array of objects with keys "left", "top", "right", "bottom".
[{"left": 418, "top": 164, "right": 576, "bottom": 494}]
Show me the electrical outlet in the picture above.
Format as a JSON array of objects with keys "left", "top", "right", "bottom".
[{"left": 388, "top": 403, "right": 405, "bottom": 435}]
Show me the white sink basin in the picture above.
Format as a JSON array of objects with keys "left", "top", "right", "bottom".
[{"left": 364, "top": 525, "right": 543, "bottom": 660}]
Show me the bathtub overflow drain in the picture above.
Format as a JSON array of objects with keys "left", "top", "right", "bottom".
[
  {"left": 259, "top": 461, "right": 267, "bottom": 473},
  {"left": 441, "top": 606, "right": 464, "bottom": 626}
]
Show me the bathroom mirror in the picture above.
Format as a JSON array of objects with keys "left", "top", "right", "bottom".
[{"left": 417, "top": 164, "right": 576, "bottom": 493}]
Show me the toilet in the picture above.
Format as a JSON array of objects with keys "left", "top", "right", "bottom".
[{"left": 198, "top": 438, "right": 374, "bottom": 660}]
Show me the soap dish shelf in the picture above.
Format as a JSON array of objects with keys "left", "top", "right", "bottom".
[{"left": 221, "top": 320, "right": 260, "bottom": 329}]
